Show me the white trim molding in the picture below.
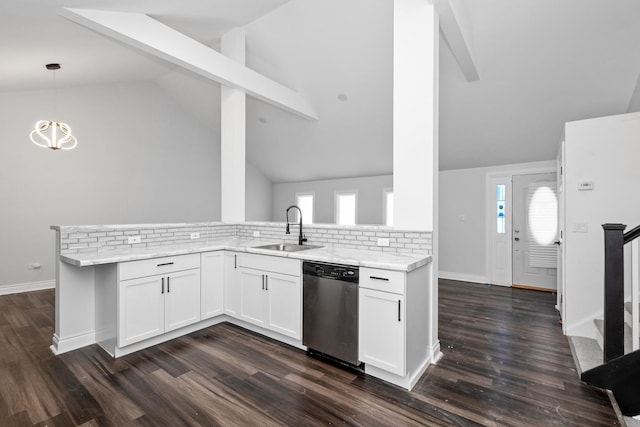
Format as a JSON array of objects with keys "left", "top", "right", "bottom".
[
  {"left": 439, "top": 271, "right": 487, "bottom": 284},
  {"left": 0, "top": 279, "right": 55, "bottom": 296}
]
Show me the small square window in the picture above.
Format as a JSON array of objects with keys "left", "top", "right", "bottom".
[
  {"left": 335, "top": 192, "right": 357, "bottom": 225},
  {"left": 295, "top": 193, "right": 314, "bottom": 224}
]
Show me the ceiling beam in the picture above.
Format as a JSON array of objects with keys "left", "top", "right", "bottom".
[
  {"left": 436, "top": 0, "right": 479, "bottom": 82},
  {"left": 59, "top": 8, "right": 318, "bottom": 120}
]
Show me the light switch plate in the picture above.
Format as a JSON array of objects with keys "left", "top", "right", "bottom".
[
  {"left": 578, "top": 180, "right": 594, "bottom": 191},
  {"left": 377, "top": 237, "right": 390, "bottom": 247},
  {"left": 128, "top": 236, "right": 141, "bottom": 244},
  {"left": 190, "top": 232, "right": 200, "bottom": 239}
]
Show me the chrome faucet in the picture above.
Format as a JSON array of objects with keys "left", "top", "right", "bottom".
[{"left": 286, "top": 205, "right": 307, "bottom": 245}]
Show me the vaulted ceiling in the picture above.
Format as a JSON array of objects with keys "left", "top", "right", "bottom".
[{"left": 2, "top": 0, "right": 640, "bottom": 182}]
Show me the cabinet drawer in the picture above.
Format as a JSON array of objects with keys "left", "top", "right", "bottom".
[
  {"left": 119, "top": 253, "right": 200, "bottom": 281},
  {"left": 359, "top": 267, "right": 405, "bottom": 294},
  {"left": 237, "top": 253, "right": 300, "bottom": 276}
]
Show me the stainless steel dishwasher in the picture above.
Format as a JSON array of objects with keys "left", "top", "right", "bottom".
[{"left": 302, "top": 261, "right": 359, "bottom": 366}]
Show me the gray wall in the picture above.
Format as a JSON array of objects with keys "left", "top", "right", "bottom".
[
  {"left": 246, "top": 162, "right": 274, "bottom": 221},
  {"left": 438, "top": 168, "right": 487, "bottom": 281},
  {"left": 0, "top": 81, "right": 221, "bottom": 289},
  {"left": 272, "top": 175, "right": 392, "bottom": 224}
]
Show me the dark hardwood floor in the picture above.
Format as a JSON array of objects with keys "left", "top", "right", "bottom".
[{"left": 0, "top": 280, "right": 619, "bottom": 426}]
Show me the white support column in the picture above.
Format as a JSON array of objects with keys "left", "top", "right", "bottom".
[
  {"left": 392, "top": 0, "right": 440, "bottom": 361},
  {"left": 221, "top": 28, "right": 246, "bottom": 222}
]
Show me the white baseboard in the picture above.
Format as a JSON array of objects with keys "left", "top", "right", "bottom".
[
  {"left": 438, "top": 271, "right": 487, "bottom": 284},
  {"left": 51, "top": 331, "right": 96, "bottom": 355},
  {"left": 0, "top": 279, "right": 55, "bottom": 296},
  {"left": 566, "top": 312, "right": 601, "bottom": 339}
]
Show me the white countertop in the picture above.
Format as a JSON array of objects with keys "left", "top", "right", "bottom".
[{"left": 60, "top": 238, "right": 431, "bottom": 272}]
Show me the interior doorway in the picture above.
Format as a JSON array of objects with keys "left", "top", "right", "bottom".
[{"left": 512, "top": 173, "right": 558, "bottom": 291}]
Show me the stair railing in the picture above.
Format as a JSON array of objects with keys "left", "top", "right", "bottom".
[
  {"left": 602, "top": 224, "right": 626, "bottom": 362},
  {"left": 603, "top": 223, "right": 640, "bottom": 362}
]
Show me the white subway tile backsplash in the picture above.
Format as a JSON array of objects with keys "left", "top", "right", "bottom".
[{"left": 59, "top": 222, "right": 431, "bottom": 256}]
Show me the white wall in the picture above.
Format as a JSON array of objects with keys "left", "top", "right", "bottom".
[
  {"left": 563, "top": 112, "right": 640, "bottom": 337},
  {"left": 246, "top": 162, "right": 274, "bottom": 221},
  {"left": 439, "top": 167, "right": 487, "bottom": 282},
  {"left": 438, "top": 161, "right": 556, "bottom": 283},
  {"left": 272, "top": 175, "right": 392, "bottom": 224},
  {"left": 628, "top": 72, "right": 640, "bottom": 113},
  {"left": 0, "top": 81, "right": 221, "bottom": 291}
]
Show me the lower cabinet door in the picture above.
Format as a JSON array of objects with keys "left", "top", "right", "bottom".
[
  {"left": 119, "top": 275, "right": 165, "bottom": 347},
  {"left": 201, "top": 252, "right": 224, "bottom": 320},
  {"left": 239, "top": 268, "right": 268, "bottom": 327},
  {"left": 224, "top": 252, "right": 241, "bottom": 317},
  {"left": 359, "top": 288, "right": 405, "bottom": 376},
  {"left": 266, "top": 272, "right": 301, "bottom": 339},
  {"left": 165, "top": 269, "right": 202, "bottom": 332}
]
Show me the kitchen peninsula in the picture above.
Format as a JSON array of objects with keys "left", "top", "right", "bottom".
[{"left": 52, "top": 221, "right": 436, "bottom": 389}]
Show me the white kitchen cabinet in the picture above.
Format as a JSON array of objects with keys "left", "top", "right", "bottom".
[
  {"left": 267, "top": 272, "right": 301, "bottom": 338},
  {"left": 201, "top": 251, "right": 224, "bottom": 320},
  {"left": 359, "top": 266, "right": 409, "bottom": 376},
  {"left": 117, "top": 254, "right": 201, "bottom": 348},
  {"left": 164, "top": 268, "right": 201, "bottom": 332},
  {"left": 239, "top": 268, "right": 268, "bottom": 328},
  {"left": 237, "top": 253, "right": 301, "bottom": 339},
  {"left": 224, "top": 252, "right": 241, "bottom": 317},
  {"left": 118, "top": 275, "right": 165, "bottom": 347},
  {"left": 359, "top": 287, "right": 405, "bottom": 376}
]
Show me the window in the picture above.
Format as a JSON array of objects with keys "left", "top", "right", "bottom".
[
  {"left": 295, "top": 193, "right": 314, "bottom": 224},
  {"left": 528, "top": 185, "right": 558, "bottom": 245},
  {"left": 383, "top": 188, "right": 394, "bottom": 226},
  {"left": 496, "top": 184, "right": 506, "bottom": 234},
  {"left": 335, "top": 191, "right": 357, "bottom": 225}
]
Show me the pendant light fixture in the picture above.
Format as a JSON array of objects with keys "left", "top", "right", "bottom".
[{"left": 30, "top": 63, "right": 78, "bottom": 150}]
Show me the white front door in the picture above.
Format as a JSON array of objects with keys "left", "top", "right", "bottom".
[{"left": 512, "top": 172, "right": 558, "bottom": 290}]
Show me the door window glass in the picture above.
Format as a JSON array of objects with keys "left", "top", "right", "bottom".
[{"left": 496, "top": 184, "right": 506, "bottom": 234}]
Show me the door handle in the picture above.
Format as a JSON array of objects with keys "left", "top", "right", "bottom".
[
  {"left": 262, "top": 274, "right": 265, "bottom": 290},
  {"left": 265, "top": 275, "right": 268, "bottom": 291},
  {"left": 161, "top": 277, "right": 165, "bottom": 294},
  {"left": 514, "top": 237, "right": 520, "bottom": 241},
  {"left": 398, "top": 300, "right": 401, "bottom": 322},
  {"left": 167, "top": 276, "right": 170, "bottom": 293},
  {"left": 554, "top": 241, "right": 561, "bottom": 245},
  {"left": 234, "top": 254, "right": 237, "bottom": 269}
]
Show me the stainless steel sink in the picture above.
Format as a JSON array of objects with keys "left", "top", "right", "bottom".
[{"left": 253, "top": 243, "right": 322, "bottom": 252}]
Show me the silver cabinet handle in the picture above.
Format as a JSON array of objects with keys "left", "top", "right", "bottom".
[
  {"left": 397, "top": 300, "right": 401, "bottom": 322},
  {"left": 157, "top": 262, "right": 174, "bottom": 267},
  {"left": 167, "top": 276, "right": 170, "bottom": 293},
  {"left": 234, "top": 254, "right": 237, "bottom": 269},
  {"left": 161, "top": 277, "right": 165, "bottom": 294},
  {"left": 265, "top": 275, "right": 268, "bottom": 291},
  {"left": 370, "top": 276, "right": 389, "bottom": 281},
  {"left": 262, "top": 274, "right": 265, "bottom": 290}
]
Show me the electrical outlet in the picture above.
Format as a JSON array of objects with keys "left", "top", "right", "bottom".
[
  {"left": 253, "top": 231, "right": 260, "bottom": 238},
  {"left": 190, "top": 232, "right": 200, "bottom": 239},
  {"left": 377, "top": 237, "right": 390, "bottom": 247},
  {"left": 128, "top": 235, "right": 141, "bottom": 244}
]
